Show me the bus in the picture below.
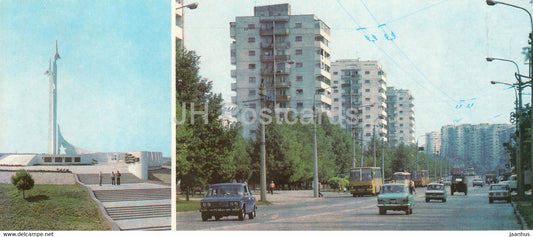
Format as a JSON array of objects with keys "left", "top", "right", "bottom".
[
  {"left": 349, "top": 167, "right": 383, "bottom": 197},
  {"left": 412, "top": 170, "right": 429, "bottom": 187},
  {"left": 393, "top": 172, "right": 411, "bottom": 185}
]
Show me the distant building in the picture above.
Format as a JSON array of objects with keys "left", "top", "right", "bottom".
[
  {"left": 386, "top": 87, "right": 415, "bottom": 147},
  {"left": 175, "top": 1, "right": 185, "bottom": 48},
  {"left": 331, "top": 59, "right": 387, "bottom": 146},
  {"left": 230, "top": 3, "right": 332, "bottom": 138},
  {"left": 424, "top": 131, "right": 441, "bottom": 157},
  {"left": 438, "top": 123, "right": 513, "bottom": 173}
]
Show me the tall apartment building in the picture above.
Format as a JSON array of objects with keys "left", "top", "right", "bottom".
[
  {"left": 424, "top": 131, "right": 441, "bottom": 157},
  {"left": 331, "top": 59, "right": 387, "bottom": 146},
  {"left": 230, "top": 4, "right": 332, "bottom": 138},
  {"left": 386, "top": 87, "right": 415, "bottom": 147},
  {"left": 439, "top": 123, "right": 513, "bottom": 173},
  {"left": 175, "top": 1, "right": 185, "bottom": 48}
]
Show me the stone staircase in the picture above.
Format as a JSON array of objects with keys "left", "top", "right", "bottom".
[
  {"left": 78, "top": 173, "right": 142, "bottom": 185},
  {"left": 93, "top": 188, "right": 170, "bottom": 202},
  {"left": 77, "top": 173, "right": 171, "bottom": 231}
]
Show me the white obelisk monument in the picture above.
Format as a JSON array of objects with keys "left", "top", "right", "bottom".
[{"left": 46, "top": 40, "right": 60, "bottom": 154}]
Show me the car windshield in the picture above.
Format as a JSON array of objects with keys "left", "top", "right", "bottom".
[
  {"left": 427, "top": 184, "right": 443, "bottom": 190},
  {"left": 350, "top": 169, "right": 372, "bottom": 181},
  {"left": 491, "top": 185, "right": 508, "bottom": 191},
  {"left": 381, "top": 185, "right": 407, "bottom": 194},
  {"left": 206, "top": 185, "right": 244, "bottom": 197}
]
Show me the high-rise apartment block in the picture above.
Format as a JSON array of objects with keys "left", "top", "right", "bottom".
[
  {"left": 175, "top": 1, "right": 185, "bottom": 48},
  {"left": 438, "top": 123, "right": 513, "bottom": 173},
  {"left": 230, "top": 4, "right": 332, "bottom": 138},
  {"left": 386, "top": 87, "right": 415, "bottom": 147},
  {"left": 424, "top": 131, "right": 442, "bottom": 156},
  {"left": 331, "top": 59, "right": 387, "bottom": 146}
]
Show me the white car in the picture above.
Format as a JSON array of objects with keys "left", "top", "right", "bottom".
[
  {"left": 425, "top": 183, "right": 447, "bottom": 202},
  {"left": 500, "top": 175, "right": 517, "bottom": 192},
  {"left": 488, "top": 184, "right": 510, "bottom": 203}
]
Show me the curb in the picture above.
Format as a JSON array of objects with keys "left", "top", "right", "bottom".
[
  {"left": 74, "top": 173, "right": 121, "bottom": 231},
  {"left": 511, "top": 201, "right": 529, "bottom": 230}
]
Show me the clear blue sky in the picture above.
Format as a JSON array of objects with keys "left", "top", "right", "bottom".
[
  {"left": 184, "top": 0, "right": 531, "bottom": 142},
  {"left": 0, "top": 0, "right": 171, "bottom": 156}
]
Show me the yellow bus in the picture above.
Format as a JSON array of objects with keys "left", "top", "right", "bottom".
[
  {"left": 393, "top": 172, "right": 411, "bottom": 186},
  {"left": 349, "top": 167, "right": 383, "bottom": 197},
  {"left": 412, "top": 170, "right": 429, "bottom": 187}
]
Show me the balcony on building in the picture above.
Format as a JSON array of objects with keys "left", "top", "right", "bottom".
[
  {"left": 261, "top": 41, "right": 290, "bottom": 49},
  {"left": 276, "top": 95, "right": 291, "bottom": 102},
  {"left": 260, "top": 27, "right": 290, "bottom": 36},
  {"left": 276, "top": 81, "right": 291, "bottom": 88},
  {"left": 231, "top": 96, "right": 237, "bottom": 104},
  {"left": 260, "top": 54, "right": 291, "bottom": 62},
  {"left": 230, "top": 22, "right": 236, "bottom": 39},
  {"left": 231, "top": 69, "right": 236, "bottom": 78},
  {"left": 231, "top": 82, "right": 237, "bottom": 91}
]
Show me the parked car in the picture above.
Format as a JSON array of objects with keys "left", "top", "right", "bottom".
[
  {"left": 488, "top": 184, "right": 511, "bottom": 203},
  {"left": 200, "top": 183, "right": 257, "bottom": 221},
  {"left": 472, "top": 178, "right": 484, "bottom": 187},
  {"left": 425, "top": 183, "right": 447, "bottom": 202},
  {"left": 501, "top": 174, "right": 517, "bottom": 192},
  {"left": 451, "top": 175, "right": 467, "bottom": 195},
  {"left": 377, "top": 183, "right": 414, "bottom": 215}
]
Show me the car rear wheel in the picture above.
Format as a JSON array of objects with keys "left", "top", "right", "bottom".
[
  {"left": 201, "top": 213, "right": 209, "bottom": 221},
  {"left": 215, "top": 215, "right": 221, "bottom": 221},
  {"left": 425, "top": 198, "right": 429, "bottom": 202},
  {"left": 442, "top": 199, "right": 446, "bottom": 203},
  {"left": 249, "top": 206, "right": 256, "bottom": 219}
]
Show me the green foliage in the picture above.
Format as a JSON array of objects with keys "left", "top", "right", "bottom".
[
  {"left": 11, "top": 170, "right": 34, "bottom": 199},
  {"left": 176, "top": 47, "right": 250, "bottom": 200},
  {"left": 327, "top": 177, "right": 349, "bottom": 191},
  {"left": 0, "top": 184, "right": 110, "bottom": 230}
]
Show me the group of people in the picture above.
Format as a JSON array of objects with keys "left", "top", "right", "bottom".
[
  {"left": 98, "top": 171, "right": 122, "bottom": 186},
  {"left": 56, "top": 168, "right": 70, "bottom": 173}
]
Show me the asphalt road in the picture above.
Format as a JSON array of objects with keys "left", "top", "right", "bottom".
[{"left": 177, "top": 178, "right": 522, "bottom": 231}]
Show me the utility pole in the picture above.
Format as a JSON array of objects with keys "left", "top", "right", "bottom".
[{"left": 259, "top": 81, "right": 267, "bottom": 202}]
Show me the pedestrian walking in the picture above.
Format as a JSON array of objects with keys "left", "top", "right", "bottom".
[
  {"left": 111, "top": 171, "right": 116, "bottom": 185},
  {"left": 116, "top": 171, "right": 121, "bottom": 186},
  {"left": 269, "top": 181, "right": 275, "bottom": 195},
  {"left": 409, "top": 179, "right": 416, "bottom": 194},
  {"left": 319, "top": 182, "right": 323, "bottom": 197},
  {"left": 98, "top": 171, "right": 103, "bottom": 186}
]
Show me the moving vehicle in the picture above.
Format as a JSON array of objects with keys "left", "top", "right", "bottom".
[
  {"left": 393, "top": 172, "right": 411, "bottom": 186},
  {"left": 488, "top": 184, "right": 511, "bottom": 203},
  {"left": 349, "top": 167, "right": 383, "bottom": 197},
  {"left": 451, "top": 175, "right": 467, "bottom": 195},
  {"left": 485, "top": 173, "right": 498, "bottom": 184},
  {"left": 425, "top": 183, "right": 447, "bottom": 202},
  {"left": 451, "top": 168, "right": 463, "bottom": 176},
  {"left": 200, "top": 183, "right": 257, "bottom": 221},
  {"left": 465, "top": 167, "right": 475, "bottom": 176},
  {"left": 472, "top": 178, "right": 484, "bottom": 187},
  {"left": 412, "top": 170, "right": 429, "bottom": 187},
  {"left": 377, "top": 183, "right": 414, "bottom": 215}
]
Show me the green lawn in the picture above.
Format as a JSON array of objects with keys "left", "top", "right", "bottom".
[
  {"left": 513, "top": 195, "right": 533, "bottom": 228},
  {"left": 0, "top": 183, "right": 112, "bottom": 230}
]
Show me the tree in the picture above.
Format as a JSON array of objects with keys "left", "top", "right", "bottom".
[{"left": 11, "top": 170, "right": 34, "bottom": 199}]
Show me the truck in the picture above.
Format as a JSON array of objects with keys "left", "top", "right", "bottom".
[{"left": 451, "top": 175, "right": 467, "bottom": 195}]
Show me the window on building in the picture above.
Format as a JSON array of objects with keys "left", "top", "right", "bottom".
[
  {"left": 249, "top": 64, "right": 256, "bottom": 69},
  {"left": 333, "top": 71, "right": 338, "bottom": 75},
  {"left": 248, "top": 24, "right": 255, "bottom": 29},
  {"left": 249, "top": 103, "right": 256, "bottom": 109},
  {"left": 333, "top": 80, "right": 339, "bottom": 84},
  {"left": 248, "top": 37, "right": 255, "bottom": 43},
  {"left": 279, "top": 103, "right": 287, "bottom": 108},
  {"left": 295, "top": 49, "right": 302, "bottom": 55},
  {"left": 55, "top": 157, "right": 62, "bottom": 162},
  {"left": 249, "top": 77, "right": 256, "bottom": 83},
  {"left": 296, "top": 89, "right": 303, "bottom": 95},
  {"left": 365, "top": 115, "right": 371, "bottom": 119},
  {"left": 400, "top": 117, "right": 404, "bottom": 121},
  {"left": 334, "top": 98, "right": 339, "bottom": 102},
  {"left": 365, "top": 107, "right": 371, "bottom": 111},
  {"left": 44, "top": 157, "right": 52, "bottom": 163},
  {"left": 74, "top": 157, "right": 81, "bottom": 162},
  {"left": 295, "top": 22, "right": 302, "bottom": 28},
  {"left": 399, "top": 97, "right": 404, "bottom": 100},
  {"left": 365, "top": 71, "right": 370, "bottom": 75},
  {"left": 296, "top": 63, "right": 303, "bottom": 68},
  {"left": 365, "top": 98, "right": 370, "bottom": 101},
  {"left": 295, "top": 36, "right": 302, "bottom": 42},
  {"left": 250, "top": 130, "right": 256, "bottom": 134},
  {"left": 249, "top": 50, "right": 255, "bottom": 56},
  {"left": 297, "top": 102, "right": 304, "bottom": 108},
  {"left": 249, "top": 89, "right": 256, "bottom": 95},
  {"left": 65, "top": 157, "right": 72, "bottom": 162},
  {"left": 296, "top": 76, "right": 303, "bottom": 81},
  {"left": 365, "top": 80, "right": 370, "bottom": 84},
  {"left": 334, "top": 89, "right": 339, "bottom": 94},
  {"left": 365, "top": 89, "right": 370, "bottom": 92}
]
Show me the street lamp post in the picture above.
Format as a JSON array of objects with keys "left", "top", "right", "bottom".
[
  {"left": 373, "top": 117, "right": 383, "bottom": 167},
  {"left": 490, "top": 78, "right": 523, "bottom": 197},
  {"left": 487, "top": 0, "right": 533, "bottom": 204},
  {"left": 313, "top": 86, "right": 337, "bottom": 198}
]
